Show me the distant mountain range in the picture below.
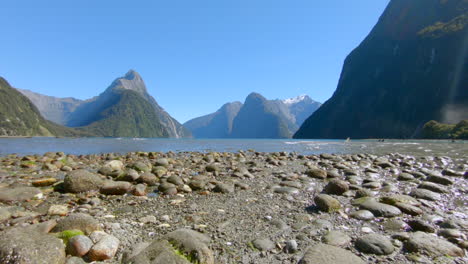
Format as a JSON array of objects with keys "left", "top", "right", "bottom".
[
  {"left": 14, "top": 70, "right": 191, "bottom": 138},
  {"left": 295, "top": 0, "right": 468, "bottom": 139},
  {"left": 184, "top": 93, "right": 321, "bottom": 138}
]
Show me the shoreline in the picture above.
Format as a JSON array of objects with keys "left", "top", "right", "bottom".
[{"left": 0, "top": 151, "right": 467, "bottom": 263}]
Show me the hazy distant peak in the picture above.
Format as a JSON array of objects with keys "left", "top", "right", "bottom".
[
  {"left": 109, "top": 70, "right": 147, "bottom": 95},
  {"left": 282, "top": 95, "right": 311, "bottom": 105},
  {"left": 245, "top": 92, "right": 267, "bottom": 103},
  {"left": 123, "top": 69, "right": 142, "bottom": 81}
]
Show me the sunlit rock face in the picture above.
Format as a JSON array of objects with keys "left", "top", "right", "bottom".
[{"left": 295, "top": 0, "right": 468, "bottom": 139}]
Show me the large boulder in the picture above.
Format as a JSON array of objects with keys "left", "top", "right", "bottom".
[
  {"left": 0, "top": 227, "right": 66, "bottom": 264},
  {"left": 63, "top": 170, "right": 104, "bottom": 193}
]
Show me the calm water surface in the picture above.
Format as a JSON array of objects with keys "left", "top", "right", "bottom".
[{"left": 0, "top": 138, "right": 467, "bottom": 159}]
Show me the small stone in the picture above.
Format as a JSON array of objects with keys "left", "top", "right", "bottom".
[
  {"left": 426, "top": 175, "right": 453, "bottom": 185},
  {"left": 140, "top": 216, "right": 157, "bottom": 224},
  {"left": 305, "top": 168, "right": 327, "bottom": 179},
  {"left": 410, "top": 189, "right": 441, "bottom": 201},
  {"left": 252, "top": 238, "right": 275, "bottom": 251},
  {"left": 360, "top": 200, "right": 401, "bottom": 217},
  {"left": 314, "top": 194, "right": 341, "bottom": 212},
  {"left": 138, "top": 172, "right": 158, "bottom": 186},
  {"left": 100, "top": 181, "right": 133, "bottom": 195},
  {"left": 323, "top": 179, "right": 349, "bottom": 195},
  {"left": 205, "top": 164, "right": 219, "bottom": 172},
  {"left": 355, "top": 234, "right": 394, "bottom": 255},
  {"left": 323, "top": 231, "right": 351, "bottom": 247},
  {"left": 284, "top": 240, "right": 298, "bottom": 253},
  {"left": 408, "top": 219, "right": 435, "bottom": 233},
  {"left": 88, "top": 234, "right": 120, "bottom": 261},
  {"left": 48, "top": 205, "right": 69, "bottom": 216},
  {"left": 418, "top": 181, "right": 448, "bottom": 193},
  {"left": 32, "top": 178, "right": 58, "bottom": 187},
  {"left": 66, "top": 235, "right": 93, "bottom": 257},
  {"left": 214, "top": 182, "right": 235, "bottom": 193},
  {"left": 133, "top": 184, "right": 147, "bottom": 196},
  {"left": 154, "top": 158, "right": 169, "bottom": 167},
  {"left": 349, "top": 210, "right": 374, "bottom": 221}
]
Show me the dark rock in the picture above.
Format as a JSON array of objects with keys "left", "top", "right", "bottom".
[
  {"left": 306, "top": 168, "right": 327, "bottom": 179},
  {"left": 66, "top": 235, "right": 93, "bottom": 257},
  {"left": 408, "top": 219, "right": 436, "bottom": 233},
  {"left": 138, "top": 172, "right": 158, "bottom": 186},
  {"left": 355, "top": 234, "right": 394, "bottom": 255}
]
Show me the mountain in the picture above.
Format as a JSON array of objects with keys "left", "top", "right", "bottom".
[
  {"left": 17, "top": 89, "right": 84, "bottom": 125},
  {"left": 230, "top": 93, "right": 292, "bottom": 138},
  {"left": 184, "top": 102, "right": 243, "bottom": 138},
  {"left": 184, "top": 93, "right": 321, "bottom": 138},
  {"left": 283, "top": 95, "right": 322, "bottom": 127},
  {"left": 66, "top": 70, "right": 191, "bottom": 138},
  {"left": 295, "top": 0, "right": 468, "bottom": 139},
  {"left": 0, "top": 78, "right": 90, "bottom": 137}
]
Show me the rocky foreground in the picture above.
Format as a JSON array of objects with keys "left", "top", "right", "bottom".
[{"left": 0, "top": 151, "right": 467, "bottom": 264}]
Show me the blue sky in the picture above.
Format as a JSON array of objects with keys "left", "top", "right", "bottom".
[{"left": 0, "top": 0, "right": 389, "bottom": 123}]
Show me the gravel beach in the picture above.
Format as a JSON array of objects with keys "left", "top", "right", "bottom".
[{"left": 0, "top": 150, "right": 467, "bottom": 263}]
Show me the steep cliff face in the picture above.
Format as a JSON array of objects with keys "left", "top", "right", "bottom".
[
  {"left": 184, "top": 102, "right": 243, "bottom": 138},
  {"left": 295, "top": 0, "right": 468, "bottom": 139},
  {"left": 17, "top": 89, "right": 84, "bottom": 125},
  {"left": 66, "top": 70, "right": 191, "bottom": 138},
  {"left": 0, "top": 78, "right": 89, "bottom": 137}
]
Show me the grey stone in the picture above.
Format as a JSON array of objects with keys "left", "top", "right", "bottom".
[
  {"left": 299, "top": 243, "right": 365, "bottom": 264},
  {"left": 410, "top": 189, "right": 441, "bottom": 201},
  {"left": 0, "top": 187, "right": 42, "bottom": 203},
  {"left": 52, "top": 213, "right": 101, "bottom": 235},
  {"left": 0, "top": 227, "right": 66, "bottom": 264},
  {"left": 355, "top": 234, "right": 394, "bottom": 255},
  {"left": 323, "top": 231, "right": 351, "bottom": 247},
  {"left": 66, "top": 235, "right": 93, "bottom": 257},
  {"left": 404, "top": 232, "right": 464, "bottom": 257},
  {"left": 63, "top": 169, "right": 104, "bottom": 193},
  {"left": 213, "top": 182, "right": 234, "bottom": 194},
  {"left": 88, "top": 234, "right": 120, "bottom": 261},
  {"left": 252, "top": 238, "right": 275, "bottom": 251},
  {"left": 100, "top": 181, "right": 133, "bottom": 195},
  {"left": 349, "top": 210, "right": 374, "bottom": 221},
  {"left": 359, "top": 200, "right": 401, "bottom": 217}
]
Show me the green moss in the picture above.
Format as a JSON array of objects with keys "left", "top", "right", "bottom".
[
  {"left": 168, "top": 241, "right": 200, "bottom": 264},
  {"left": 55, "top": 229, "right": 84, "bottom": 244}
]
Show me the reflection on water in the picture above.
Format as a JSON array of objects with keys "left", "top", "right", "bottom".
[{"left": 0, "top": 138, "right": 466, "bottom": 159}]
